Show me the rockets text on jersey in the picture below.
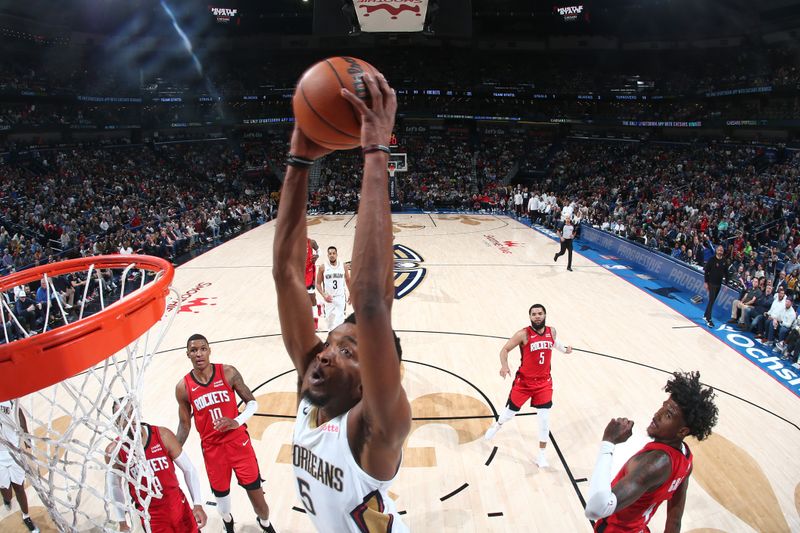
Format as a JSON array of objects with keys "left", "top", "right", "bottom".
[
  {"left": 184, "top": 364, "right": 246, "bottom": 446},
  {"left": 518, "top": 326, "right": 554, "bottom": 380}
]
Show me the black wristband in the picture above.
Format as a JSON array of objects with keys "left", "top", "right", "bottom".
[
  {"left": 287, "top": 154, "right": 315, "bottom": 168},
  {"left": 362, "top": 144, "right": 391, "bottom": 155}
]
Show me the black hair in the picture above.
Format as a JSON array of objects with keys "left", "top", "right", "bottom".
[
  {"left": 664, "top": 371, "right": 718, "bottom": 441},
  {"left": 328, "top": 246, "right": 337, "bottom": 252},
  {"left": 343, "top": 312, "right": 402, "bottom": 361},
  {"left": 529, "top": 304, "right": 546, "bottom": 315},
  {"left": 186, "top": 333, "right": 209, "bottom": 350}
]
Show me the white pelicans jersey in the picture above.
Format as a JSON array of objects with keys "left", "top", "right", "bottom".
[{"left": 292, "top": 398, "right": 408, "bottom": 533}]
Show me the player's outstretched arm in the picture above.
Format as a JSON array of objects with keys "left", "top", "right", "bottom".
[
  {"left": 664, "top": 473, "right": 690, "bottom": 533},
  {"left": 585, "top": 418, "right": 671, "bottom": 520},
  {"left": 273, "top": 127, "right": 329, "bottom": 382},
  {"left": 342, "top": 72, "right": 411, "bottom": 471},
  {"left": 160, "top": 426, "right": 208, "bottom": 529},
  {"left": 499, "top": 329, "right": 526, "bottom": 378},
  {"left": 175, "top": 380, "right": 193, "bottom": 446}
]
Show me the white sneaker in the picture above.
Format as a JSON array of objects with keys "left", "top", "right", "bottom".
[
  {"left": 484, "top": 422, "right": 501, "bottom": 440},
  {"left": 536, "top": 452, "right": 549, "bottom": 468}
]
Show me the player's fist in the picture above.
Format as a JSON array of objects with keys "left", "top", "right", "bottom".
[
  {"left": 565, "top": 345, "right": 573, "bottom": 354},
  {"left": 602, "top": 417, "right": 634, "bottom": 444},
  {"left": 499, "top": 366, "right": 511, "bottom": 379},
  {"left": 193, "top": 505, "right": 208, "bottom": 528}
]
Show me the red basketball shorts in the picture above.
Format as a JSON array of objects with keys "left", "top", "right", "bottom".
[
  {"left": 509, "top": 377, "right": 553, "bottom": 408},
  {"left": 144, "top": 491, "right": 198, "bottom": 533},
  {"left": 201, "top": 432, "right": 261, "bottom": 493},
  {"left": 305, "top": 267, "right": 316, "bottom": 292}
]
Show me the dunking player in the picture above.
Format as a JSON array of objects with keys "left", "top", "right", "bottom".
[
  {"left": 316, "top": 245, "right": 351, "bottom": 331},
  {"left": 105, "top": 400, "right": 207, "bottom": 532},
  {"left": 272, "top": 72, "right": 410, "bottom": 531},
  {"left": 0, "top": 400, "right": 39, "bottom": 532},
  {"left": 306, "top": 238, "right": 320, "bottom": 328},
  {"left": 176, "top": 334, "right": 276, "bottom": 532},
  {"left": 585, "top": 371, "right": 718, "bottom": 532},
  {"left": 484, "top": 304, "right": 572, "bottom": 467}
]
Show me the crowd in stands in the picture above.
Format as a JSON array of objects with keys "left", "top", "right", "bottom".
[{"left": 0, "top": 141, "right": 278, "bottom": 277}]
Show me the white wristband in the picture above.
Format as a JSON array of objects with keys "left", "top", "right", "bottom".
[{"left": 554, "top": 339, "right": 568, "bottom": 353}]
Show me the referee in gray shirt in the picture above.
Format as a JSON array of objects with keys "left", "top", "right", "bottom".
[{"left": 554, "top": 217, "right": 575, "bottom": 271}]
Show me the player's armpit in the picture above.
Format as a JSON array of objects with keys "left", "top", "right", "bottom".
[{"left": 611, "top": 450, "right": 672, "bottom": 511}]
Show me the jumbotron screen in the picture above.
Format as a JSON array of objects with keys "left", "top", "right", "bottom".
[
  {"left": 553, "top": 3, "right": 590, "bottom": 23},
  {"left": 209, "top": 4, "right": 240, "bottom": 25}
]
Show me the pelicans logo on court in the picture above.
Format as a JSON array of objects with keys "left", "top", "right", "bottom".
[{"left": 393, "top": 244, "right": 426, "bottom": 299}]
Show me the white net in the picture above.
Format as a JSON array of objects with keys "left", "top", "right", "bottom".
[{"left": 0, "top": 258, "right": 178, "bottom": 532}]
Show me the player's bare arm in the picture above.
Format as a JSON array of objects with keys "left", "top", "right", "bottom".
[
  {"left": 159, "top": 426, "right": 208, "bottom": 529},
  {"left": 342, "top": 72, "right": 411, "bottom": 481},
  {"left": 175, "top": 380, "right": 193, "bottom": 446},
  {"left": 550, "top": 326, "right": 573, "bottom": 354},
  {"left": 345, "top": 261, "right": 352, "bottom": 304},
  {"left": 316, "top": 264, "right": 331, "bottom": 302},
  {"left": 273, "top": 128, "right": 329, "bottom": 388},
  {"left": 609, "top": 450, "right": 672, "bottom": 510},
  {"left": 213, "top": 365, "right": 258, "bottom": 432},
  {"left": 586, "top": 418, "right": 671, "bottom": 519},
  {"left": 499, "top": 329, "right": 527, "bottom": 378},
  {"left": 664, "top": 470, "right": 690, "bottom": 533}
]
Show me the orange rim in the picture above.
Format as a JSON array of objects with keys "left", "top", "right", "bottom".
[{"left": 0, "top": 255, "right": 174, "bottom": 401}]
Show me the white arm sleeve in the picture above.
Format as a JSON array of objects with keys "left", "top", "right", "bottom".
[
  {"left": 584, "top": 441, "right": 618, "bottom": 520},
  {"left": 174, "top": 451, "right": 203, "bottom": 506},
  {"left": 105, "top": 468, "right": 128, "bottom": 522},
  {"left": 554, "top": 339, "right": 568, "bottom": 353},
  {"left": 233, "top": 400, "right": 258, "bottom": 427}
]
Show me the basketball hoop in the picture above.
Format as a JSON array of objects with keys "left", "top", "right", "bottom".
[{"left": 0, "top": 255, "right": 178, "bottom": 531}]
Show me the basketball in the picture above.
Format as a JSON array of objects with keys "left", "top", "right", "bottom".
[{"left": 292, "top": 56, "right": 382, "bottom": 151}]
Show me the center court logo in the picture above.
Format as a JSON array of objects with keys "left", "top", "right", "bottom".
[{"left": 393, "top": 244, "right": 426, "bottom": 299}]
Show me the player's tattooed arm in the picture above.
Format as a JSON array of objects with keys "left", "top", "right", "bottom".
[{"left": 175, "top": 380, "right": 193, "bottom": 446}]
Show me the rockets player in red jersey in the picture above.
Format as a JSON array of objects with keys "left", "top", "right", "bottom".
[
  {"left": 306, "top": 238, "right": 320, "bottom": 328},
  {"left": 484, "top": 303, "right": 572, "bottom": 467},
  {"left": 585, "top": 371, "right": 718, "bottom": 533},
  {"left": 176, "top": 334, "right": 277, "bottom": 533},
  {"left": 105, "top": 400, "right": 207, "bottom": 532}
]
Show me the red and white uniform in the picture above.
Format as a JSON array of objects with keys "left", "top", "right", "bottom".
[
  {"left": 184, "top": 364, "right": 260, "bottom": 492},
  {"left": 306, "top": 239, "right": 317, "bottom": 292},
  {"left": 594, "top": 441, "right": 693, "bottom": 533},
  {"left": 119, "top": 424, "right": 197, "bottom": 532},
  {"left": 509, "top": 326, "right": 554, "bottom": 407}
]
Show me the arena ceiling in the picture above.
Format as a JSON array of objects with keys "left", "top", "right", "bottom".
[{"left": 2, "top": 0, "right": 800, "bottom": 39}]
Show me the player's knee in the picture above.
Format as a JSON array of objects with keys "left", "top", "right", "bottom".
[
  {"left": 240, "top": 476, "right": 263, "bottom": 492},
  {"left": 211, "top": 487, "right": 231, "bottom": 498},
  {"left": 505, "top": 399, "right": 522, "bottom": 411}
]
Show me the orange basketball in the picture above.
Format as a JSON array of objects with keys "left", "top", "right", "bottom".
[{"left": 293, "top": 56, "right": 382, "bottom": 151}]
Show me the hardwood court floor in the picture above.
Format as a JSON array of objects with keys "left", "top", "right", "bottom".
[{"left": 2, "top": 214, "right": 798, "bottom": 532}]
